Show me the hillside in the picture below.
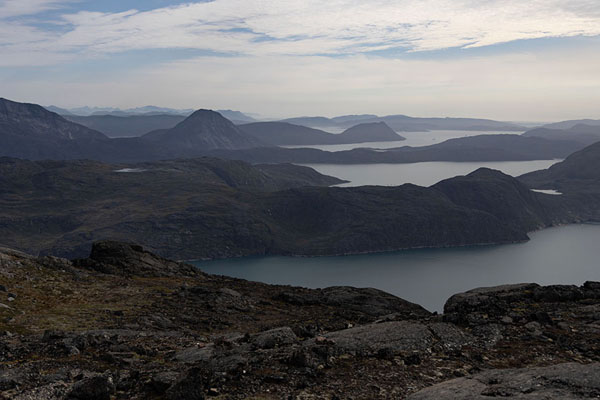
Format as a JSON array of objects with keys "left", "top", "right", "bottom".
[
  {"left": 336, "top": 121, "right": 405, "bottom": 143},
  {"left": 239, "top": 121, "right": 337, "bottom": 145},
  {"left": 519, "top": 140, "right": 600, "bottom": 193},
  {"left": 208, "top": 134, "right": 585, "bottom": 164},
  {"left": 142, "top": 109, "right": 263, "bottom": 151},
  {"left": 0, "top": 99, "right": 582, "bottom": 164},
  {"left": 0, "top": 157, "right": 593, "bottom": 259},
  {"left": 239, "top": 121, "right": 404, "bottom": 146},
  {"left": 542, "top": 119, "right": 600, "bottom": 130},
  {"left": 522, "top": 124, "right": 600, "bottom": 146},
  {"left": 0, "top": 98, "right": 114, "bottom": 160},
  {"left": 0, "top": 242, "right": 598, "bottom": 398}
]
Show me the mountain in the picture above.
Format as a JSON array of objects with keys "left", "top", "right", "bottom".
[
  {"left": 123, "top": 105, "right": 194, "bottom": 115},
  {"left": 239, "top": 121, "right": 404, "bottom": 146},
  {"left": 69, "top": 106, "right": 120, "bottom": 116},
  {"left": 63, "top": 114, "right": 186, "bottom": 138},
  {"left": 347, "top": 115, "right": 526, "bottom": 132},
  {"left": 45, "top": 105, "right": 75, "bottom": 116},
  {"left": 239, "top": 122, "right": 335, "bottom": 145},
  {"left": 0, "top": 97, "right": 114, "bottom": 160},
  {"left": 217, "top": 109, "right": 256, "bottom": 123},
  {"left": 519, "top": 140, "right": 600, "bottom": 193},
  {"left": 331, "top": 114, "right": 378, "bottom": 123},
  {"left": 0, "top": 99, "right": 585, "bottom": 164},
  {"left": 542, "top": 119, "right": 600, "bottom": 130},
  {"left": 207, "top": 134, "right": 585, "bottom": 165},
  {"left": 61, "top": 105, "right": 194, "bottom": 116},
  {"left": 0, "top": 156, "right": 589, "bottom": 259},
  {"left": 142, "top": 109, "right": 264, "bottom": 152},
  {"left": 337, "top": 122, "right": 405, "bottom": 143},
  {"left": 522, "top": 124, "right": 600, "bottom": 146},
  {"left": 280, "top": 116, "right": 338, "bottom": 128},
  {"left": 279, "top": 114, "right": 526, "bottom": 132}
]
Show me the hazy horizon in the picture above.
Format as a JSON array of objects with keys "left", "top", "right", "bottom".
[{"left": 1, "top": 0, "right": 600, "bottom": 121}]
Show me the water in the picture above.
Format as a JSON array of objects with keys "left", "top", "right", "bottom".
[
  {"left": 283, "top": 130, "right": 524, "bottom": 151},
  {"left": 302, "top": 160, "right": 560, "bottom": 187},
  {"left": 194, "top": 224, "right": 600, "bottom": 312}
]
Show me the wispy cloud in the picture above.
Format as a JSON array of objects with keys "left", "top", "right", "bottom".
[
  {"left": 1, "top": 0, "right": 600, "bottom": 65},
  {"left": 1, "top": 1, "right": 599, "bottom": 120},
  {"left": 0, "top": 0, "right": 69, "bottom": 18}
]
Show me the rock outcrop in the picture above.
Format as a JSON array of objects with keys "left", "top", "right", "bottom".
[
  {"left": 408, "top": 362, "right": 600, "bottom": 399},
  {"left": 0, "top": 243, "right": 599, "bottom": 399}
]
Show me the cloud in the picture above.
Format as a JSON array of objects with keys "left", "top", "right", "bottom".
[
  {"left": 1, "top": 0, "right": 600, "bottom": 64},
  {"left": 0, "top": 0, "right": 69, "bottom": 18},
  {"left": 3, "top": 46, "right": 600, "bottom": 121}
]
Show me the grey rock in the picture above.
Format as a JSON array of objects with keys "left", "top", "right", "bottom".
[
  {"left": 176, "top": 345, "right": 215, "bottom": 364},
  {"left": 73, "top": 241, "right": 201, "bottom": 277},
  {"left": 533, "top": 285, "right": 584, "bottom": 302},
  {"left": 407, "top": 362, "right": 600, "bottom": 399},
  {"left": 428, "top": 323, "right": 473, "bottom": 351},
  {"left": 252, "top": 327, "right": 297, "bottom": 349},
  {"left": 321, "top": 321, "right": 434, "bottom": 356}
]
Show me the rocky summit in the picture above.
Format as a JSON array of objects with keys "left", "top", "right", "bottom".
[{"left": 0, "top": 242, "right": 599, "bottom": 399}]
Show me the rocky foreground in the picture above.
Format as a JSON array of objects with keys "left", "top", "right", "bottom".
[{"left": 0, "top": 242, "right": 599, "bottom": 399}]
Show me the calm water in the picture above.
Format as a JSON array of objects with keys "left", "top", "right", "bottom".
[
  {"left": 302, "top": 160, "right": 560, "bottom": 187},
  {"left": 283, "top": 130, "right": 523, "bottom": 151},
  {"left": 194, "top": 224, "right": 600, "bottom": 312}
]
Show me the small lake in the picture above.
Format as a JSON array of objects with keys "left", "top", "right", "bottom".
[
  {"left": 302, "top": 159, "right": 560, "bottom": 187},
  {"left": 194, "top": 224, "right": 600, "bottom": 312}
]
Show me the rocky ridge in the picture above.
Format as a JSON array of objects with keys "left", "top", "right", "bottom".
[{"left": 1, "top": 242, "right": 599, "bottom": 399}]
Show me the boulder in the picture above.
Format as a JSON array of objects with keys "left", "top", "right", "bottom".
[
  {"left": 251, "top": 327, "right": 297, "bottom": 349},
  {"left": 407, "top": 362, "right": 600, "bottom": 399},
  {"left": 73, "top": 241, "right": 201, "bottom": 277}
]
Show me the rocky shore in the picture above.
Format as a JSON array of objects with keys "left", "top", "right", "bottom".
[{"left": 1, "top": 242, "right": 599, "bottom": 399}]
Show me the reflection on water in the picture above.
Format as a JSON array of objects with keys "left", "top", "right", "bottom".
[{"left": 194, "top": 224, "right": 600, "bottom": 312}]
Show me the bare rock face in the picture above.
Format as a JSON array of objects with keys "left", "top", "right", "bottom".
[
  {"left": 407, "top": 362, "right": 600, "bottom": 399},
  {"left": 443, "top": 282, "right": 600, "bottom": 326},
  {"left": 314, "top": 320, "right": 473, "bottom": 358},
  {"left": 275, "top": 286, "right": 431, "bottom": 319},
  {"left": 72, "top": 241, "right": 201, "bottom": 277}
]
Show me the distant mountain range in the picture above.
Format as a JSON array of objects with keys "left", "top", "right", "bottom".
[
  {"left": 523, "top": 124, "right": 600, "bottom": 146},
  {"left": 46, "top": 104, "right": 256, "bottom": 122},
  {"left": 0, "top": 98, "right": 595, "bottom": 165},
  {"left": 206, "top": 134, "right": 583, "bottom": 165},
  {"left": 239, "top": 121, "right": 405, "bottom": 146},
  {"left": 542, "top": 119, "right": 600, "bottom": 130},
  {"left": 63, "top": 114, "right": 187, "bottom": 138},
  {"left": 280, "top": 114, "right": 526, "bottom": 132}
]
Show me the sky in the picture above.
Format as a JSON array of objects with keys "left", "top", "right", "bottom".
[{"left": 1, "top": 0, "right": 599, "bottom": 121}]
